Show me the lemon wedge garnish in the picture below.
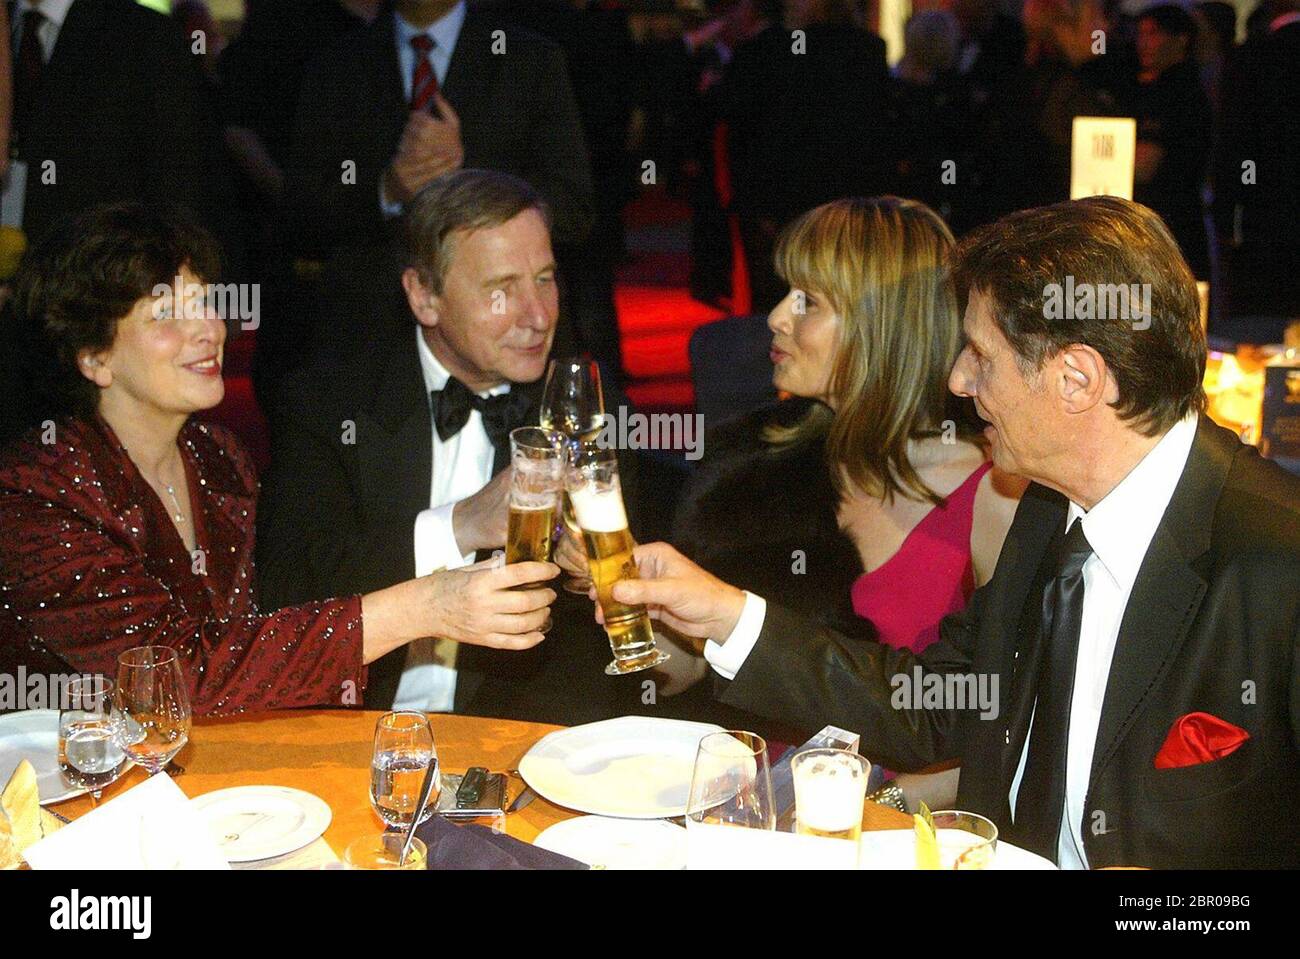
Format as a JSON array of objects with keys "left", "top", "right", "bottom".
[{"left": 914, "top": 801, "right": 940, "bottom": 870}]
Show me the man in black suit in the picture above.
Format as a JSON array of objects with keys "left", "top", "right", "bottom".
[
  {"left": 709, "top": 0, "right": 893, "bottom": 311},
  {"left": 280, "top": 0, "right": 592, "bottom": 258},
  {"left": 258, "top": 169, "right": 635, "bottom": 724},
  {"left": 262, "top": 0, "right": 594, "bottom": 405},
  {"left": 2, "top": 0, "right": 237, "bottom": 255},
  {"left": 1211, "top": 0, "right": 1300, "bottom": 338},
  {"left": 607, "top": 197, "right": 1300, "bottom": 868}
]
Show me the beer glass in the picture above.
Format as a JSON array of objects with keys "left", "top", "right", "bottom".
[
  {"left": 931, "top": 810, "right": 998, "bottom": 869},
  {"left": 507, "top": 427, "right": 565, "bottom": 633},
  {"left": 791, "top": 748, "right": 870, "bottom": 866},
  {"left": 540, "top": 357, "right": 604, "bottom": 594},
  {"left": 506, "top": 427, "right": 565, "bottom": 566},
  {"left": 566, "top": 444, "right": 669, "bottom": 675}
]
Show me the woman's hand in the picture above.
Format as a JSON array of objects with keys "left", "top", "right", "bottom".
[
  {"left": 361, "top": 559, "right": 559, "bottom": 664},
  {"left": 423, "top": 559, "right": 559, "bottom": 649}
]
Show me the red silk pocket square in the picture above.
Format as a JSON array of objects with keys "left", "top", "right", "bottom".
[{"left": 1154, "top": 712, "right": 1249, "bottom": 769}]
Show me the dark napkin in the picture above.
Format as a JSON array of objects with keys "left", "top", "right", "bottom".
[{"left": 414, "top": 816, "right": 587, "bottom": 870}]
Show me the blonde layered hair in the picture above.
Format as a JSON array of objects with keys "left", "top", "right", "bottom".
[{"left": 764, "top": 196, "right": 965, "bottom": 506}]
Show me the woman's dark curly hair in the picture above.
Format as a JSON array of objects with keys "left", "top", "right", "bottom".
[{"left": 14, "top": 203, "right": 222, "bottom": 419}]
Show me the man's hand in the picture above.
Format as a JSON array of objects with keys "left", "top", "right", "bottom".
[
  {"left": 422, "top": 559, "right": 559, "bottom": 649},
  {"left": 451, "top": 467, "right": 512, "bottom": 556},
  {"left": 600, "top": 542, "right": 747, "bottom": 642},
  {"left": 553, "top": 527, "right": 588, "bottom": 578},
  {"left": 382, "top": 97, "right": 465, "bottom": 205}
]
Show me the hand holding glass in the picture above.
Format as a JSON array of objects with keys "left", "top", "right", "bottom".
[{"left": 566, "top": 444, "right": 669, "bottom": 675}]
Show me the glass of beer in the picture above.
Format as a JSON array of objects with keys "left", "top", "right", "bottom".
[
  {"left": 507, "top": 427, "right": 565, "bottom": 632},
  {"left": 931, "top": 810, "right": 998, "bottom": 869},
  {"left": 791, "top": 748, "right": 870, "bottom": 866},
  {"left": 565, "top": 444, "right": 669, "bottom": 675}
]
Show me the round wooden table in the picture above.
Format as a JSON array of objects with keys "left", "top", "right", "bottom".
[{"left": 57, "top": 709, "right": 911, "bottom": 860}]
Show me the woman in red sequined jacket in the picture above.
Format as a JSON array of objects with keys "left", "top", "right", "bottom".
[{"left": 0, "top": 204, "right": 558, "bottom": 715}]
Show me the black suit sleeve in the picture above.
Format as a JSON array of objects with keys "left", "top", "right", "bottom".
[
  {"left": 519, "top": 44, "right": 595, "bottom": 245},
  {"left": 255, "top": 383, "right": 417, "bottom": 609},
  {"left": 719, "top": 586, "right": 985, "bottom": 771}
]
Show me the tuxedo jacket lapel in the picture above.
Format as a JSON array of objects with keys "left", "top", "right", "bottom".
[
  {"left": 1087, "top": 418, "right": 1233, "bottom": 785},
  {"left": 357, "top": 335, "right": 433, "bottom": 529}
]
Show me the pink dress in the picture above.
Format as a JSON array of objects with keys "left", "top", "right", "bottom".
[{"left": 850, "top": 461, "right": 992, "bottom": 653}]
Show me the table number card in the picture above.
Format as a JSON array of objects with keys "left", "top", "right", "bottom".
[{"left": 1070, "top": 117, "right": 1137, "bottom": 201}]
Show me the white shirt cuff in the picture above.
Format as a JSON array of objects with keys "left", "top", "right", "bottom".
[
  {"left": 703, "top": 591, "right": 766, "bottom": 681},
  {"left": 414, "top": 504, "right": 475, "bottom": 576}
]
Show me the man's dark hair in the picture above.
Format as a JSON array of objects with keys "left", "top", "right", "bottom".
[
  {"left": 953, "top": 196, "right": 1206, "bottom": 436},
  {"left": 14, "top": 203, "right": 221, "bottom": 419},
  {"left": 404, "top": 169, "right": 551, "bottom": 294}
]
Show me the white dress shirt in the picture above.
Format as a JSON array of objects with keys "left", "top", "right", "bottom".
[
  {"left": 2, "top": 0, "right": 74, "bottom": 227},
  {"left": 391, "top": 327, "right": 511, "bottom": 712},
  {"left": 379, "top": 1, "right": 466, "bottom": 218},
  {"left": 707, "top": 414, "right": 1200, "bottom": 869}
]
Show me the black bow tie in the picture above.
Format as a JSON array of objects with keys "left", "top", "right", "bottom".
[{"left": 430, "top": 377, "right": 531, "bottom": 450}]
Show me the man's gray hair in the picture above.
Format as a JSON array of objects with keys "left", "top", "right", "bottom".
[{"left": 404, "top": 169, "right": 551, "bottom": 293}]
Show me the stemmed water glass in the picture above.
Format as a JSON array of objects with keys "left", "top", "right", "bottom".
[
  {"left": 369, "top": 710, "right": 439, "bottom": 831},
  {"left": 114, "top": 646, "right": 192, "bottom": 776}
]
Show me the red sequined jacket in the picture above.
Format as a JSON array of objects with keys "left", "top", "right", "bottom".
[{"left": 0, "top": 416, "right": 367, "bottom": 715}]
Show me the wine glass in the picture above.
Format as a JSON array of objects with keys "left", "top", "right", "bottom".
[
  {"left": 58, "top": 676, "right": 126, "bottom": 805},
  {"left": 114, "top": 646, "right": 192, "bottom": 776},
  {"left": 539, "top": 357, "right": 605, "bottom": 594},
  {"left": 686, "top": 731, "right": 776, "bottom": 833},
  {"left": 369, "top": 710, "right": 439, "bottom": 831}
]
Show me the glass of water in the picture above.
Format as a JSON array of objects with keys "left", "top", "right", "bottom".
[
  {"left": 58, "top": 676, "right": 126, "bottom": 805},
  {"left": 369, "top": 711, "right": 439, "bottom": 830},
  {"left": 114, "top": 646, "right": 192, "bottom": 776}
]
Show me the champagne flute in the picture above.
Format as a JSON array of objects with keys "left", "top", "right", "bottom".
[
  {"left": 369, "top": 711, "right": 439, "bottom": 830},
  {"left": 539, "top": 357, "right": 605, "bottom": 594},
  {"left": 114, "top": 646, "right": 192, "bottom": 776},
  {"left": 58, "top": 676, "right": 126, "bottom": 805}
]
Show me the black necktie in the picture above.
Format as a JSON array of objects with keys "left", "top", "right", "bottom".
[
  {"left": 12, "top": 9, "right": 45, "bottom": 157},
  {"left": 429, "top": 377, "right": 531, "bottom": 462},
  {"left": 1013, "top": 518, "right": 1094, "bottom": 863}
]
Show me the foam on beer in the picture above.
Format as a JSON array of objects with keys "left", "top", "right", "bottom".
[
  {"left": 569, "top": 481, "right": 628, "bottom": 533},
  {"left": 793, "top": 757, "right": 866, "bottom": 833}
]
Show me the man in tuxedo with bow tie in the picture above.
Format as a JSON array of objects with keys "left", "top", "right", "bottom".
[
  {"left": 257, "top": 169, "right": 634, "bottom": 722},
  {"left": 603, "top": 197, "right": 1300, "bottom": 868}
]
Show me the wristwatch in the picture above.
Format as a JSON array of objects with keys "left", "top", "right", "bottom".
[{"left": 867, "top": 782, "right": 907, "bottom": 814}]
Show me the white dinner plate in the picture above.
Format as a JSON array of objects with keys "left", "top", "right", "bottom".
[
  {"left": 857, "top": 829, "right": 1057, "bottom": 870},
  {"left": 192, "top": 786, "right": 333, "bottom": 863},
  {"left": 518, "top": 716, "right": 726, "bottom": 819},
  {"left": 533, "top": 815, "right": 687, "bottom": 869},
  {"left": 0, "top": 710, "right": 88, "bottom": 805}
]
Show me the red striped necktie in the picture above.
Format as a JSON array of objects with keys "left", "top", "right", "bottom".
[{"left": 409, "top": 34, "right": 439, "bottom": 112}]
